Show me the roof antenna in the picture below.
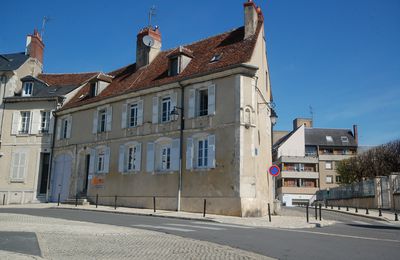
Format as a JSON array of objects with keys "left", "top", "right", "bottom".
[
  {"left": 148, "top": 5, "right": 156, "bottom": 28},
  {"left": 41, "top": 16, "right": 51, "bottom": 41}
]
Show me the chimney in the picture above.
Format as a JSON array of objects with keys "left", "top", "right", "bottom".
[
  {"left": 25, "top": 29, "right": 44, "bottom": 64},
  {"left": 293, "top": 118, "right": 313, "bottom": 130},
  {"left": 353, "top": 125, "right": 358, "bottom": 145},
  {"left": 136, "top": 27, "right": 162, "bottom": 69},
  {"left": 244, "top": 0, "right": 259, "bottom": 39}
]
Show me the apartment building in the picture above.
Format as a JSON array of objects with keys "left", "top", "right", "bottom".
[
  {"left": 273, "top": 118, "right": 358, "bottom": 206},
  {"left": 50, "top": 1, "right": 274, "bottom": 216}
]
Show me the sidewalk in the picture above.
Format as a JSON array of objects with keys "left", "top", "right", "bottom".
[
  {"left": 1, "top": 203, "right": 335, "bottom": 229},
  {"left": 321, "top": 205, "right": 400, "bottom": 223}
]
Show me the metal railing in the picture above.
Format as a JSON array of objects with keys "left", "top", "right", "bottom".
[{"left": 317, "top": 179, "right": 375, "bottom": 201}]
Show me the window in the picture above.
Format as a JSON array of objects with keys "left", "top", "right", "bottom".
[
  {"left": 326, "top": 175, "right": 333, "bottom": 184},
  {"left": 294, "top": 163, "right": 305, "bottom": 172},
  {"left": 326, "top": 136, "right": 333, "bottom": 142},
  {"left": 10, "top": 151, "right": 27, "bottom": 182},
  {"left": 61, "top": 118, "right": 68, "bottom": 139},
  {"left": 197, "top": 138, "right": 208, "bottom": 167},
  {"left": 323, "top": 149, "right": 333, "bottom": 154},
  {"left": 305, "top": 146, "right": 317, "bottom": 157},
  {"left": 161, "top": 145, "right": 171, "bottom": 171},
  {"left": 90, "top": 82, "right": 98, "bottom": 97},
  {"left": 341, "top": 136, "right": 349, "bottom": 143},
  {"left": 98, "top": 109, "right": 107, "bottom": 132},
  {"left": 161, "top": 97, "right": 171, "bottom": 122},
  {"left": 22, "top": 82, "right": 33, "bottom": 96},
  {"left": 129, "top": 104, "right": 138, "bottom": 127},
  {"left": 336, "top": 175, "right": 342, "bottom": 183},
  {"left": 169, "top": 57, "right": 179, "bottom": 76},
  {"left": 89, "top": 146, "right": 110, "bottom": 174},
  {"left": 198, "top": 89, "right": 208, "bottom": 116},
  {"left": 97, "top": 151, "right": 105, "bottom": 172},
  {"left": 325, "top": 161, "right": 333, "bottom": 170},
  {"left": 19, "top": 111, "right": 31, "bottom": 134},
  {"left": 40, "top": 111, "right": 50, "bottom": 133},
  {"left": 127, "top": 146, "right": 138, "bottom": 171},
  {"left": 210, "top": 53, "right": 222, "bottom": 63},
  {"left": 119, "top": 143, "right": 141, "bottom": 173}
]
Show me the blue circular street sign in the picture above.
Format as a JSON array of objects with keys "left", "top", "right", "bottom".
[{"left": 269, "top": 165, "right": 280, "bottom": 176}]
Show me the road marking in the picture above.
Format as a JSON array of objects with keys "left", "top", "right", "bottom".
[
  {"left": 165, "top": 223, "right": 224, "bottom": 230},
  {"left": 132, "top": 224, "right": 195, "bottom": 232},
  {"left": 191, "top": 221, "right": 253, "bottom": 229},
  {"left": 279, "top": 228, "right": 400, "bottom": 243},
  {"left": 351, "top": 221, "right": 371, "bottom": 225}
]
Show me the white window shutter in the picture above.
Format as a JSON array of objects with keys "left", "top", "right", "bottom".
[
  {"left": 121, "top": 103, "right": 127, "bottom": 129},
  {"left": 171, "top": 92, "right": 177, "bottom": 112},
  {"left": 171, "top": 139, "right": 180, "bottom": 171},
  {"left": 10, "top": 152, "right": 19, "bottom": 179},
  {"left": 66, "top": 116, "right": 72, "bottom": 139},
  {"left": 92, "top": 110, "right": 98, "bottom": 134},
  {"left": 152, "top": 97, "right": 159, "bottom": 124},
  {"left": 106, "top": 106, "right": 112, "bottom": 131},
  {"left": 136, "top": 143, "right": 142, "bottom": 171},
  {"left": 11, "top": 111, "right": 20, "bottom": 135},
  {"left": 208, "top": 84, "right": 216, "bottom": 115},
  {"left": 118, "top": 144, "right": 125, "bottom": 173},
  {"left": 104, "top": 147, "right": 111, "bottom": 173},
  {"left": 89, "top": 149, "right": 96, "bottom": 175},
  {"left": 188, "top": 89, "right": 195, "bottom": 118},
  {"left": 186, "top": 138, "right": 193, "bottom": 169},
  {"left": 208, "top": 135, "right": 216, "bottom": 168},
  {"left": 30, "top": 110, "right": 40, "bottom": 135},
  {"left": 49, "top": 111, "right": 55, "bottom": 134},
  {"left": 56, "top": 118, "right": 61, "bottom": 140},
  {"left": 146, "top": 142, "right": 155, "bottom": 172},
  {"left": 19, "top": 152, "right": 27, "bottom": 180},
  {"left": 137, "top": 100, "right": 144, "bottom": 125}
]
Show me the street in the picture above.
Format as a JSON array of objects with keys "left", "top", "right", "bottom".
[{"left": 0, "top": 207, "right": 399, "bottom": 259}]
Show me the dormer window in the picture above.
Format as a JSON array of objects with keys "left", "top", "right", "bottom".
[
  {"left": 210, "top": 53, "right": 222, "bottom": 63},
  {"left": 326, "top": 136, "right": 333, "bottom": 142},
  {"left": 22, "top": 82, "right": 33, "bottom": 96},
  {"left": 169, "top": 57, "right": 179, "bottom": 76},
  {"left": 89, "top": 82, "right": 98, "bottom": 97}
]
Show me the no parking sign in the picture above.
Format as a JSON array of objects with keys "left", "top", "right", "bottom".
[{"left": 268, "top": 165, "right": 280, "bottom": 177}]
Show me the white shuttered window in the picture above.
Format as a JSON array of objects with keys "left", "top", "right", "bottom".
[{"left": 10, "top": 150, "right": 28, "bottom": 182}]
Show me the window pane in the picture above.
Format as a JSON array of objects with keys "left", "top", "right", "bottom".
[{"left": 199, "top": 89, "right": 208, "bottom": 116}]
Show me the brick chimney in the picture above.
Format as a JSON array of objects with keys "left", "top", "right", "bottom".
[
  {"left": 244, "top": 0, "right": 260, "bottom": 39},
  {"left": 25, "top": 29, "right": 44, "bottom": 64},
  {"left": 136, "top": 27, "right": 162, "bottom": 69},
  {"left": 353, "top": 125, "right": 358, "bottom": 145}
]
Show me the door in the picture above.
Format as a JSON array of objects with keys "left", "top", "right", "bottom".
[
  {"left": 51, "top": 154, "right": 72, "bottom": 202},
  {"left": 38, "top": 153, "right": 50, "bottom": 195},
  {"left": 82, "top": 154, "right": 90, "bottom": 195}
]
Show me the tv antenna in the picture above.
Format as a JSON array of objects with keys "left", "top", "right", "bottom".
[
  {"left": 41, "top": 16, "right": 52, "bottom": 40},
  {"left": 309, "top": 105, "right": 314, "bottom": 123},
  {"left": 148, "top": 5, "right": 156, "bottom": 27}
]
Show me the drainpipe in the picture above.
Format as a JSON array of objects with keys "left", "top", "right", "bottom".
[
  {"left": 0, "top": 75, "right": 8, "bottom": 146},
  {"left": 46, "top": 99, "right": 59, "bottom": 202},
  {"left": 177, "top": 81, "right": 185, "bottom": 211}
]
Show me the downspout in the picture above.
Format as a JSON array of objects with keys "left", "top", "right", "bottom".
[
  {"left": 0, "top": 75, "right": 8, "bottom": 147},
  {"left": 177, "top": 81, "right": 185, "bottom": 211},
  {"left": 46, "top": 98, "right": 60, "bottom": 202}
]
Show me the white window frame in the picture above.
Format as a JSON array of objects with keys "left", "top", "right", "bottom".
[
  {"left": 326, "top": 175, "right": 333, "bottom": 184},
  {"left": 161, "top": 97, "right": 171, "bottom": 123},
  {"left": 197, "top": 88, "right": 208, "bottom": 117},
  {"left": 22, "top": 82, "right": 33, "bottom": 97},
  {"left": 61, "top": 118, "right": 68, "bottom": 139},
  {"left": 19, "top": 111, "right": 31, "bottom": 134},
  {"left": 160, "top": 145, "right": 171, "bottom": 171},
  {"left": 98, "top": 109, "right": 107, "bottom": 133},
  {"left": 40, "top": 111, "right": 50, "bottom": 133},
  {"left": 325, "top": 161, "right": 333, "bottom": 170},
  {"left": 129, "top": 103, "right": 139, "bottom": 128},
  {"left": 197, "top": 138, "right": 208, "bottom": 168},
  {"left": 127, "top": 145, "right": 139, "bottom": 171}
]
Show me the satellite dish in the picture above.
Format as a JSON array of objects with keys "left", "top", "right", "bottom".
[{"left": 143, "top": 35, "right": 155, "bottom": 47}]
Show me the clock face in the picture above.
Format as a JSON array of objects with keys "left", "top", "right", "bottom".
[{"left": 143, "top": 35, "right": 155, "bottom": 47}]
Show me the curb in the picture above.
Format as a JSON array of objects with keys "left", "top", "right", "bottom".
[
  {"left": 50, "top": 206, "right": 219, "bottom": 223},
  {"left": 320, "top": 207, "right": 391, "bottom": 222}
]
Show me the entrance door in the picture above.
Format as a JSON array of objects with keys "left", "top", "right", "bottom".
[
  {"left": 82, "top": 154, "right": 90, "bottom": 195},
  {"left": 38, "top": 153, "right": 50, "bottom": 195},
  {"left": 51, "top": 154, "right": 72, "bottom": 202}
]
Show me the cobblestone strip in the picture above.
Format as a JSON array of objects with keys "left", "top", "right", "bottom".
[{"left": 0, "top": 214, "right": 273, "bottom": 260}]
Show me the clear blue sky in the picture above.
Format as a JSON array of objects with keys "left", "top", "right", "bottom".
[{"left": 1, "top": 0, "right": 399, "bottom": 146}]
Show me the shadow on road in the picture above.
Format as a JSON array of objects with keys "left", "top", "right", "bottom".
[{"left": 347, "top": 224, "right": 400, "bottom": 230}]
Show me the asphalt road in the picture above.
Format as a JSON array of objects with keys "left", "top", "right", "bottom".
[{"left": 0, "top": 207, "right": 399, "bottom": 260}]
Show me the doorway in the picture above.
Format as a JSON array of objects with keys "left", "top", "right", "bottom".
[
  {"left": 37, "top": 153, "right": 50, "bottom": 195},
  {"left": 51, "top": 154, "right": 72, "bottom": 202}
]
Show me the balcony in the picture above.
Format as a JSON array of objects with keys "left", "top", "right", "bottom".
[
  {"left": 279, "top": 156, "right": 318, "bottom": 164},
  {"left": 319, "top": 154, "right": 354, "bottom": 161},
  {"left": 277, "top": 186, "right": 319, "bottom": 195},
  {"left": 280, "top": 171, "right": 319, "bottom": 179}
]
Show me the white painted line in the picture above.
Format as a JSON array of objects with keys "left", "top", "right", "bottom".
[
  {"left": 352, "top": 221, "right": 371, "bottom": 225},
  {"left": 191, "top": 221, "right": 253, "bottom": 229},
  {"left": 132, "top": 224, "right": 195, "bottom": 232},
  {"left": 279, "top": 228, "right": 400, "bottom": 243},
  {"left": 165, "top": 223, "right": 224, "bottom": 230}
]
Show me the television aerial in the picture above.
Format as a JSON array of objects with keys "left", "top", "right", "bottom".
[{"left": 143, "top": 35, "right": 155, "bottom": 47}]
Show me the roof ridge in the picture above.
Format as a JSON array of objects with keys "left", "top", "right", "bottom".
[
  {"left": 40, "top": 72, "right": 100, "bottom": 76},
  {"left": 306, "top": 127, "right": 352, "bottom": 131}
]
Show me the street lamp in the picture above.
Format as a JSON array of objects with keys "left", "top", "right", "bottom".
[
  {"left": 170, "top": 106, "right": 184, "bottom": 211},
  {"left": 270, "top": 107, "right": 278, "bottom": 200}
]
